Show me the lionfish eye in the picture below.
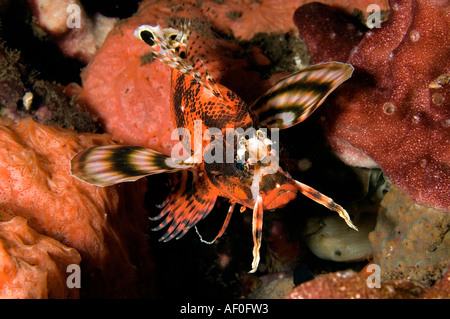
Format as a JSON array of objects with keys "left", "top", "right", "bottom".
[
  {"left": 169, "top": 33, "right": 177, "bottom": 41},
  {"left": 140, "top": 30, "right": 155, "bottom": 46},
  {"left": 235, "top": 155, "right": 247, "bottom": 172}
]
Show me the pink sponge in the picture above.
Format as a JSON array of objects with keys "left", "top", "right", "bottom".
[{"left": 295, "top": 0, "right": 450, "bottom": 212}]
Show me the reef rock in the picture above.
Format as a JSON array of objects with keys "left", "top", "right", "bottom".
[
  {"left": 286, "top": 266, "right": 450, "bottom": 299},
  {"left": 369, "top": 185, "right": 450, "bottom": 288},
  {"left": 250, "top": 276, "right": 295, "bottom": 299},
  {"left": 295, "top": 0, "right": 450, "bottom": 212},
  {"left": 305, "top": 213, "right": 376, "bottom": 262}
]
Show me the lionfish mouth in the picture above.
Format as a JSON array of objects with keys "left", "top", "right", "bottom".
[{"left": 263, "top": 183, "right": 298, "bottom": 210}]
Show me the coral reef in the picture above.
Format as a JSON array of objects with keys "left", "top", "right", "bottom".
[
  {"left": 0, "top": 210, "right": 81, "bottom": 298},
  {"left": 165, "top": 0, "right": 387, "bottom": 40},
  {"left": 28, "top": 0, "right": 117, "bottom": 63},
  {"left": 295, "top": 0, "right": 450, "bottom": 211},
  {"left": 370, "top": 185, "right": 449, "bottom": 287},
  {"left": 77, "top": 0, "right": 387, "bottom": 152},
  {"left": 0, "top": 0, "right": 446, "bottom": 299},
  {"left": 26, "top": 0, "right": 388, "bottom": 61},
  {"left": 0, "top": 118, "right": 153, "bottom": 297},
  {"left": 0, "top": 41, "right": 98, "bottom": 132}
]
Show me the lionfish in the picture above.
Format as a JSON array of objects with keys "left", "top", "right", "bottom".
[{"left": 70, "top": 21, "right": 357, "bottom": 273}]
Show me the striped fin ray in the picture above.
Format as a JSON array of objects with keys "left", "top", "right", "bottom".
[
  {"left": 150, "top": 169, "right": 218, "bottom": 242},
  {"left": 196, "top": 202, "right": 236, "bottom": 244},
  {"left": 70, "top": 145, "right": 193, "bottom": 187},
  {"left": 294, "top": 180, "right": 358, "bottom": 231},
  {"left": 249, "top": 195, "right": 264, "bottom": 273},
  {"left": 250, "top": 62, "right": 354, "bottom": 129}
]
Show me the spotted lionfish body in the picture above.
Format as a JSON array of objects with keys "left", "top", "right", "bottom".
[{"left": 71, "top": 21, "right": 357, "bottom": 273}]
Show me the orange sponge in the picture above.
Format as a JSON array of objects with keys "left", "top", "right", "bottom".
[{"left": 0, "top": 118, "right": 152, "bottom": 297}]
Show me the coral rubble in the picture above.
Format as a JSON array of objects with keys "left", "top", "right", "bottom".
[{"left": 286, "top": 266, "right": 450, "bottom": 299}]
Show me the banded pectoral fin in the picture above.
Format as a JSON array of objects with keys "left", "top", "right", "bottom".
[
  {"left": 251, "top": 62, "right": 354, "bottom": 129},
  {"left": 70, "top": 145, "right": 193, "bottom": 187}
]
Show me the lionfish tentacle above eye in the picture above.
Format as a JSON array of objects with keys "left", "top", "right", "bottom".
[
  {"left": 134, "top": 23, "right": 223, "bottom": 98},
  {"left": 70, "top": 145, "right": 193, "bottom": 187},
  {"left": 162, "top": 20, "right": 191, "bottom": 55},
  {"left": 250, "top": 62, "right": 354, "bottom": 129}
]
